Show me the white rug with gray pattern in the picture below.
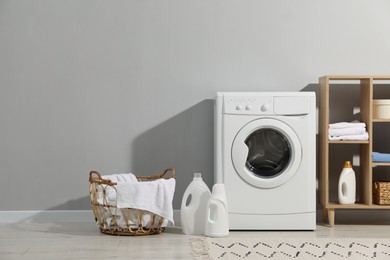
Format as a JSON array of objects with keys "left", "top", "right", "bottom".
[{"left": 191, "top": 237, "right": 390, "bottom": 260}]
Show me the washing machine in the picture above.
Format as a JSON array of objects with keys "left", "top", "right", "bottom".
[{"left": 214, "top": 92, "right": 316, "bottom": 230}]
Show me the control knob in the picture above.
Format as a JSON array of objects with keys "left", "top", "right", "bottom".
[
  {"left": 236, "top": 105, "right": 244, "bottom": 110},
  {"left": 261, "top": 104, "right": 271, "bottom": 112}
]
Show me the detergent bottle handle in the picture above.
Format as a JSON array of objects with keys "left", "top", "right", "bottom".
[{"left": 182, "top": 190, "right": 192, "bottom": 209}]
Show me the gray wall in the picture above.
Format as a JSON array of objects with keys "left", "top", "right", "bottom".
[{"left": 1, "top": 1, "right": 390, "bottom": 216}]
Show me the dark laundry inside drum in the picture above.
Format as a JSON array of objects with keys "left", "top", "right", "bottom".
[{"left": 245, "top": 129, "right": 291, "bottom": 178}]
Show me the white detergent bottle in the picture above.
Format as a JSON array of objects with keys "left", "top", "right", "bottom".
[
  {"left": 205, "top": 183, "right": 229, "bottom": 238},
  {"left": 181, "top": 173, "right": 211, "bottom": 235},
  {"left": 338, "top": 161, "right": 356, "bottom": 205}
]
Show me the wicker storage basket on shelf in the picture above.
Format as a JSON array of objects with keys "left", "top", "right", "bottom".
[
  {"left": 89, "top": 168, "right": 175, "bottom": 236},
  {"left": 374, "top": 181, "right": 390, "bottom": 205}
]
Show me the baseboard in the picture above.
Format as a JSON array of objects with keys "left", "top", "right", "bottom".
[
  {"left": 0, "top": 210, "right": 182, "bottom": 224},
  {"left": 3, "top": 209, "right": 388, "bottom": 224}
]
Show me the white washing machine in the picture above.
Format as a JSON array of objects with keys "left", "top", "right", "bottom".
[{"left": 214, "top": 92, "right": 316, "bottom": 230}]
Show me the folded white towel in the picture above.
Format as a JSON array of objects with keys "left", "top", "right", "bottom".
[
  {"left": 116, "top": 178, "right": 176, "bottom": 226},
  {"left": 329, "top": 131, "right": 369, "bottom": 141},
  {"left": 329, "top": 127, "right": 366, "bottom": 137},
  {"left": 329, "top": 121, "right": 366, "bottom": 129}
]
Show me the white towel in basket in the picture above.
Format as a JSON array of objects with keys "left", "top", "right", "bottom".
[
  {"left": 116, "top": 178, "right": 176, "bottom": 225},
  {"left": 100, "top": 173, "right": 138, "bottom": 202}
]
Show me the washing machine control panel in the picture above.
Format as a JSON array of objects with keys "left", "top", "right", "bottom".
[{"left": 224, "top": 96, "right": 274, "bottom": 115}]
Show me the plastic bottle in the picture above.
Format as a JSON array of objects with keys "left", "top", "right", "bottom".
[
  {"left": 338, "top": 161, "right": 356, "bottom": 204},
  {"left": 181, "top": 173, "right": 211, "bottom": 235},
  {"left": 205, "top": 183, "right": 229, "bottom": 237}
]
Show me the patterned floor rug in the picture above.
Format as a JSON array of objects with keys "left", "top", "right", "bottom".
[{"left": 191, "top": 237, "right": 390, "bottom": 260}]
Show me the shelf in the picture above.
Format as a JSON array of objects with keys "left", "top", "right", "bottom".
[
  {"left": 372, "top": 162, "right": 390, "bottom": 167},
  {"left": 327, "top": 202, "right": 370, "bottom": 209},
  {"left": 369, "top": 204, "right": 390, "bottom": 209},
  {"left": 327, "top": 202, "right": 390, "bottom": 209},
  {"left": 373, "top": 118, "right": 390, "bottom": 122},
  {"left": 328, "top": 140, "right": 369, "bottom": 144},
  {"left": 324, "top": 75, "right": 390, "bottom": 80},
  {"left": 319, "top": 75, "right": 390, "bottom": 227}
]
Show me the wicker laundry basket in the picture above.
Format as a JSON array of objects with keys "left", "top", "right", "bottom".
[
  {"left": 89, "top": 168, "right": 175, "bottom": 236},
  {"left": 374, "top": 181, "right": 390, "bottom": 205}
]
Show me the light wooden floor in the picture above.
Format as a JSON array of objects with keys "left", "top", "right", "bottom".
[{"left": 1, "top": 222, "right": 390, "bottom": 259}]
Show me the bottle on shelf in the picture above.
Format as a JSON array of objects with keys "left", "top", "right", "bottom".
[{"left": 338, "top": 161, "right": 356, "bottom": 205}]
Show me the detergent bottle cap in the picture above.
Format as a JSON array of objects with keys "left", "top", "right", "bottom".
[
  {"left": 343, "top": 161, "right": 352, "bottom": 169},
  {"left": 193, "top": 172, "right": 203, "bottom": 180},
  {"left": 212, "top": 183, "right": 225, "bottom": 196}
]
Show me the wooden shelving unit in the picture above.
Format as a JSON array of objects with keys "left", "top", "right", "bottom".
[{"left": 319, "top": 75, "right": 390, "bottom": 227}]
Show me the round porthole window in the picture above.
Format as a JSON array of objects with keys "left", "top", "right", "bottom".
[
  {"left": 231, "top": 118, "right": 302, "bottom": 189},
  {"left": 245, "top": 128, "right": 291, "bottom": 179}
]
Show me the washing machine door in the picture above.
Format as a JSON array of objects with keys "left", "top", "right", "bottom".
[{"left": 231, "top": 118, "right": 302, "bottom": 189}]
